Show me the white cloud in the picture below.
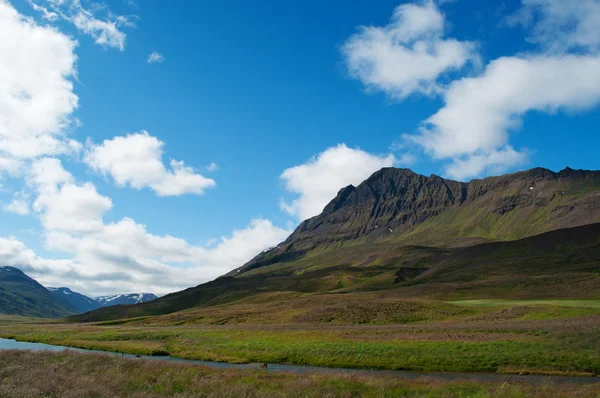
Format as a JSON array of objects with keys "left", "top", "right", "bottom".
[
  {"left": 445, "top": 146, "right": 529, "bottom": 181},
  {"left": 372, "top": 0, "right": 600, "bottom": 181},
  {"left": 2, "top": 216, "right": 291, "bottom": 296},
  {"left": 28, "top": 157, "right": 74, "bottom": 188},
  {"left": 0, "top": 237, "right": 76, "bottom": 276},
  {"left": 4, "top": 191, "right": 30, "bottom": 215},
  {"left": 30, "top": 0, "right": 135, "bottom": 51},
  {"left": 72, "top": 12, "right": 126, "bottom": 50},
  {"left": 280, "top": 144, "right": 395, "bottom": 220},
  {"left": 28, "top": 158, "right": 111, "bottom": 234},
  {"left": 515, "top": 0, "right": 600, "bottom": 53},
  {"left": 11, "top": 157, "right": 292, "bottom": 295},
  {"left": 342, "top": 0, "right": 478, "bottom": 99},
  {"left": 84, "top": 131, "right": 216, "bottom": 196},
  {"left": 407, "top": 54, "right": 600, "bottom": 180},
  {"left": 147, "top": 51, "right": 164, "bottom": 64},
  {"left": 0, "top": 156, "right": 23, "bottom": 177},
  {"left": 28, "top": 1, "right": 58, "bottom": 21},
  {"left": 0, "top": 0, "right": 79, "bottom": 161},
  {"left": 0, "top": 2, "right": 290, "bottom": 297},
  {"left": 206, "top": 162, "right": 220, "bottom": 172}
]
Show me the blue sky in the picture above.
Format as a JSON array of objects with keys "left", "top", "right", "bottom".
[{"left": 0, "top": 0, "right": 599, "bottom": 295}]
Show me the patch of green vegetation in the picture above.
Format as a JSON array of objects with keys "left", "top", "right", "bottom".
[{"left": 2, "top": 315, "right": 600, "bottom": 376}]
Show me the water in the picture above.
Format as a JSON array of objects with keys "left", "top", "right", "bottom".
[{"left": 0, "top": 338, "right": 598, "bottom": 385}]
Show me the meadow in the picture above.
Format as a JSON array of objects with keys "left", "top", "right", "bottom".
[
  {"left": 1, "top": 350, "right": 599, "bottom": 398},
  {"left": 2, "top": 299, "right": 600, "bottom": 377}
]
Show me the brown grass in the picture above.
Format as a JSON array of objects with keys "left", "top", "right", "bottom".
[{"left": 1, "top": 350, "right": 599, "bottom": 398}]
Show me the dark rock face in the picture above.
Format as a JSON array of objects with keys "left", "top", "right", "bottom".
[
  {"left": 288, "top": 168, "right": 464, "bottom": 247},
  {"left": 229, "top": 167, "right": 600, "bottom": 276}
]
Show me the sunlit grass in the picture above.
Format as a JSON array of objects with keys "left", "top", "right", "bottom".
[{"left": 2, "top": 314, "right": 599, "bottom": 376}]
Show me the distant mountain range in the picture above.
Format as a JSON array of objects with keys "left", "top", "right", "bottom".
[
  {"left": 0, "top": 267, "right": 77, "bottom": 318},
  {"left": 0, "top": 267, "right": 157, "bottom": 318},
  {"left": 95, "top": 293, "right": 158, "bottom": 307},
  {"left": 47, "top": 287, "right": 101, "bottom": 313},
  {"left": 48, "top": 288, "right": 157, "bottom": 316}
]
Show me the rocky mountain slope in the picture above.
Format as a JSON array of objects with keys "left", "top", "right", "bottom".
[
  {"left": 0, "top": 267, "right": 77, "bottom": 318},
  {"left": 230, "top": 167, "right": 600, "bottom": 275},
  {"left": 71, "top": 166, "right": 600, "bottom": 322}
]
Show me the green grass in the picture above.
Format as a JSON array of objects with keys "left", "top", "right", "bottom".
[{"left": 2, "top": 309, "right": 600, "bottom": 376}]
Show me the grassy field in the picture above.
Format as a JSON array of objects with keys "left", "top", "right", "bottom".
[
  {"left": 1, "top": 350, "right": 599, "bottom": 398},
  {"left": 2, "top": 299, "right": 600, "bottom": 377},
  {"left": 448, "top": 300, "right": 600, "bottom": 309}
]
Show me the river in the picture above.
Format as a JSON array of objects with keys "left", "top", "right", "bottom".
[{"left": 0, "top": 337, "right": 597, "bottom": 385}]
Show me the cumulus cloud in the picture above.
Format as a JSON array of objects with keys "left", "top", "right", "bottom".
[
  {"left": 0, "top": 0, "right": 79, "bottom": 162},
  {"left": 0, "top": 2, "right": 290, "bottom": 296},
  {"left": 29, "top": 0, "right": 136, "bottom": 50},
  {"left": 280, "top": 144, "right": 395, "bottom": 220},
  {"left": 14, "top": 157, "right": 291, "bottom": 295},
  {"left": 407, "top": 55, "right": 600, "bottom": 180},
  {"left": 0, "top": 237, "right": 76, "bottom": 277},
  {"left": 84, "top": 131, "right": 216, "bottom": 196},
  {"left": 10, "top": 217, "right": 290, "bottom": 296},
  {"left": 369, "top": 0, "right": 600, "bottom": 181},
  {"left": 342, "top": 0, "right": 478, "bottom": 99},
  {"left": 147, "top": 51, "right": 164, "bottom": 64}
]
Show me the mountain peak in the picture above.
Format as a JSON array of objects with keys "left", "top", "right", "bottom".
[{"left": 234, "top": 166, "right": 600, "bottom": 275}]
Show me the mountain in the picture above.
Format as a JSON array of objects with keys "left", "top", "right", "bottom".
[
  {"left": 71, "top": 166, "right": 600, "bottom": 323},
  {"left": 231, "top": 166, "right": 600, "bottom": 275},
  {"left": 50, "top": 289, "right": 158, "bottom": 312},
  {"left": 0, "top": 265, "right": 158, "bottom": 317},
  {"left": 96, "top": 293, "right": 158, "bottom": 307},
  {"left": 0, "top": 267, "right": 77, "bottom": 318},
  {"left": 48, "top": 287, "right": 101, "bottom": 314}
]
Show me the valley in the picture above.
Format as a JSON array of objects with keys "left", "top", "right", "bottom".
[{"left": 2, "top": 166, "right": 600, "bottom": 395}]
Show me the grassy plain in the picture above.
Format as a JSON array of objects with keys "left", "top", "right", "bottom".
[
  {"left": 1, "top": 350, "right": 599, "bottom": 398},
  {"left": 2, "top": 299, "right": 600, "bottom": 377}
]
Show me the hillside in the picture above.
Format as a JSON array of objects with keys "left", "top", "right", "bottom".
[
  {"left": 0, "top": 267, "right": 77, "bottom": 318},
  {"left": 48, "top": 287, "right": 101, "bottom": 314},
  {"left": 71, "top": 222, "right": 600, "bottom": 323},
  {"left": 71, "top": 166, "right": 600, "bottom": 323}
]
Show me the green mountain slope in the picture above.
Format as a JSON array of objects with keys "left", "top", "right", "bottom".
[
  {"left": 71, "top": 167, "right": 600, "bottom": 323},
  {"left": 0, "top": 267, "right": 77, "bottom": 318},
  {"left": 72, "top": 222, "right": 600, "bottom": 323}
]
